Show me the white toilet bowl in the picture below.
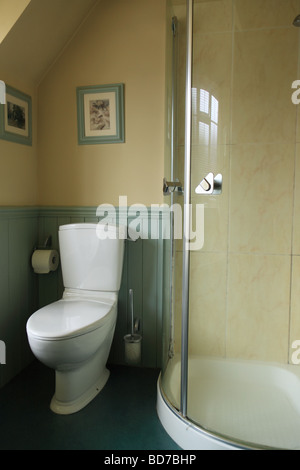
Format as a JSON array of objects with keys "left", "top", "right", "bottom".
[
  {"left": 27, "top": 292, "right": 117, "bottom": 415},
  {"left": 26, "top": 223, "right": 125, "bottom": 415}
]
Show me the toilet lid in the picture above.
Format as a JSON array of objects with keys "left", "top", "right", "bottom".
[{"left": 27, "top": 299, "right": 114, "bottom": 340}]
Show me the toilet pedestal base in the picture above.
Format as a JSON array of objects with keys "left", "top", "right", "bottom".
[
  {"left": 51, "top": 368, "right": 109, "bottom": 415},
  {"left": 50, "top": 346, "right": 111, "bottom": 415}
]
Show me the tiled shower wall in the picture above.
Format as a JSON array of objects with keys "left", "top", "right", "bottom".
[
  {"left": 173, "top": 0, "right": 300, "bottom": 363},
  {"left": 0, "top": 206, "right": 165, "bottom": 389}
]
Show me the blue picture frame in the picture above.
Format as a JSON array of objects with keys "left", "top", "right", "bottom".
[
  {"left": 77, "top": 83, "right": 125, "bottom": 145},
  {"left": 0, "top": 85, "right": 32, "bottom": 146}
]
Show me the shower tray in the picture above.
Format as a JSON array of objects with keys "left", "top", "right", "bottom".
[{"left": 159, "top": 355, "right": 300, "bottom": 450}]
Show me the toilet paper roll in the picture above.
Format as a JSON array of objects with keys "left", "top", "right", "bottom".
[{"left": 31, "top": 250, "right": 59, "bottom": 274}]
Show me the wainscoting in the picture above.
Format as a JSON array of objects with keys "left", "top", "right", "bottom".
[
  {"left": 0, "top": 206, "right": 167, "bottom": 389},
  {"left": 0, "top": 208, "right": 39, "bottom": 388}
]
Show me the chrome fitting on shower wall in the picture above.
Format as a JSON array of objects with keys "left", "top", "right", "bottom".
[
  {"left": 195, "top": 173, "right": 223, "bottom": 195},
  {"left": 163, "top": 178, "right": 184, "bottom": 196}
]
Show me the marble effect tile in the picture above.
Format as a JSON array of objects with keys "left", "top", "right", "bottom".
[
  {"left": 172, "top": 0, "right": 300, "bottom": 364},
  {"left": 227, "top": 253, "right": 290, "bottom": 362}
]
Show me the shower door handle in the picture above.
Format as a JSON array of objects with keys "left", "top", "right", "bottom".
[{"left": 195, "top": 173, "right": 223, "bottom": 195}]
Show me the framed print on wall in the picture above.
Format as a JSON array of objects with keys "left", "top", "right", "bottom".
[
  {"left": 77, "top": 83, "right": 125, "bottom": 145},
  {"left": 0, "top": 85, "right": 32, "bottom": 146}
]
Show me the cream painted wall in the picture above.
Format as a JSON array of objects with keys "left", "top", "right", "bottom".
[
  {"left": 0, "top": 138, "right": 38, "bottom": 205},
  {"left": 0, "top": 81, "right": 38, "bottom": 206},
  {"left": 0, "top": 0, "right": 40, "bottom": 206},
  {"left": 38, "top": 0, "right": 166, "bottom": 207}
]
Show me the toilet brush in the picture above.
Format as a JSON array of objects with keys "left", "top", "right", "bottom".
[
  {"left": 124, "top": 289, "right": 142, "bottom": 365},
  {"left": 129, "top": 288, "right": 134, "bottom": 339}
]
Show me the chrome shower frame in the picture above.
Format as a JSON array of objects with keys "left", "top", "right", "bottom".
[{"left": 180, "top": 0, "right": 193, "bottom": 418}]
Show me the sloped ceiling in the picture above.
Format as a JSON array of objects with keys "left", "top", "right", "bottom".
[
  {"left": 0, "top": 0, "right": 99, "bottom": 86},
  {"left": 0, "top": 0, "right": 31, "bottom": 44}
]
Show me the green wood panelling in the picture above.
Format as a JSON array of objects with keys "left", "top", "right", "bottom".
[
  {"left": 0, "top": 213, "right": 38, "bottom": 388},
  {"left": 37, "top": 207, "right": 165, "bottom": 369},
  {"left": 0, "top": 206, "right": 167, "bottom": 388}
]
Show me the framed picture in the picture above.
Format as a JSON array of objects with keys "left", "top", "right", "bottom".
[
  {"left": 77, "top": 83, "right": 125, "bottom": 145},
  {"left": 0, "top": 85, "right": 32, "bottom": 146}
]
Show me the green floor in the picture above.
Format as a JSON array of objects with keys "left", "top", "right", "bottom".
[{"left": 0, "top": 361, "right": 181, "bottom": 450}]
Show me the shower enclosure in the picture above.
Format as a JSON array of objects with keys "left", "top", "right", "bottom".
[{"left": 158, "top": 0, "right": 300, "bottom": 450}]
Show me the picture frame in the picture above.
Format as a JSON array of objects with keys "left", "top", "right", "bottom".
[
  {"left": 77, "top": 83, "right": 125, "bottom": 145},
  {"left": 0, "top": 85, "right": 32, "bottom": 146}
]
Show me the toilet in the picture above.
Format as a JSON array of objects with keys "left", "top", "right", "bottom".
[{"left": 26, "top": 223, "right": 125, "bottom": 415}]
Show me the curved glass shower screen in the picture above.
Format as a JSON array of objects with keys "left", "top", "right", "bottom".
[{"left": 160, "top": 0, "right": 300, "bottom": 450}]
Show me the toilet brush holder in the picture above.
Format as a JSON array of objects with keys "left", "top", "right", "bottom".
[
  {"left": 124, "top": 288, "right": 142, "bottom": 366},
  {"left": 124, "top": 334, "right": 142, "bottom": 366}
]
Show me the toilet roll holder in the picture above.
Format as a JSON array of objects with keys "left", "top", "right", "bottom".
[
  {"left": 33, "top": 235, "right": 53, "bottom": 251},
  {"left": 32, "top": 236, "right": 60, "bottom": 274},
  {"left": 32, "top": 236, "right": 53, "bottom": 261}
]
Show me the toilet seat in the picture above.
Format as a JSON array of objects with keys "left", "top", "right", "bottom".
[{"left": 27, "top": 298, "right": 115, "bottom": 341}]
